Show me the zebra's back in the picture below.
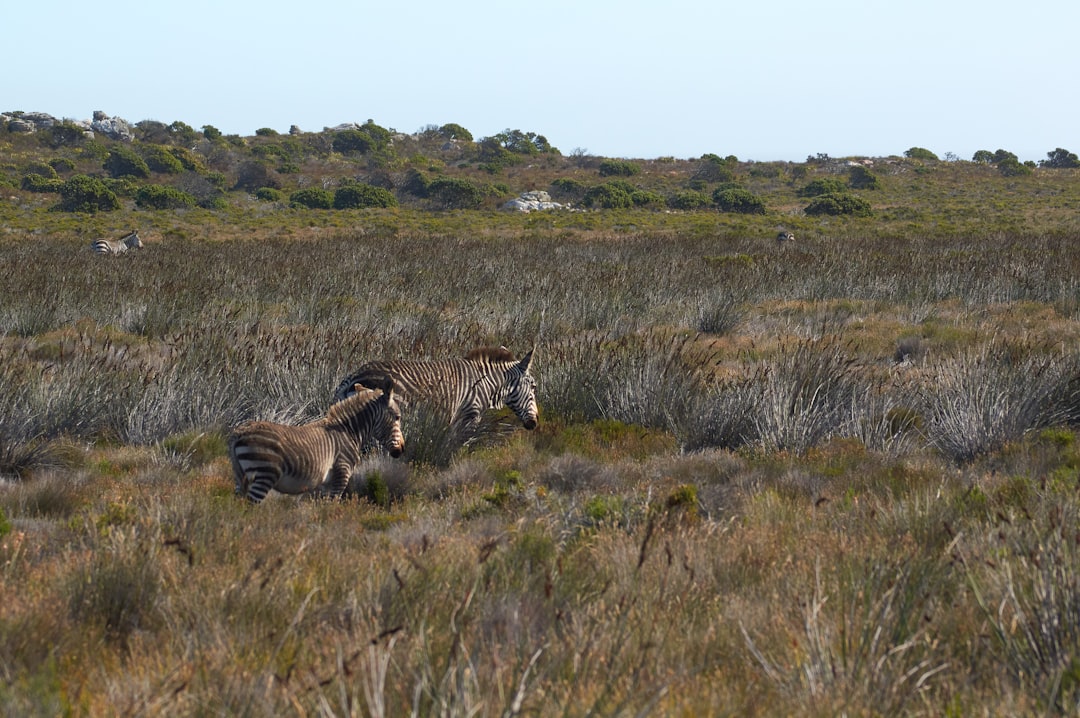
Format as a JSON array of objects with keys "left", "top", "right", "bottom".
[{"left": 332, "top": 348, "right": 538, "bottom": 436}]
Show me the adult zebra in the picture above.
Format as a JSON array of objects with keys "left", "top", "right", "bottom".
[
  {"left": 332, "top": 346, "right": 538, "bottom": 441},
  {"left": 776, "top": 230, "right": 795, "bottom": 244},
  {"left": 229, "top": 378, "right": 404, "bottom": 503},
  {"left": 92, "top": 230, "right": 143, "bottom": 255}
]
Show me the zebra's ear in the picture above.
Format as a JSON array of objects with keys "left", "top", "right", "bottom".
[{"left": 518, "top": 349, "right": 534, "bottom": 372}]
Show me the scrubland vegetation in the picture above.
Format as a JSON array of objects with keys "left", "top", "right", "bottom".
[{"left": 4, "top": 115, "right": 1080, "bottom": 715}]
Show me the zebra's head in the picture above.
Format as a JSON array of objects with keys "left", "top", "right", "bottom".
[
  {"left": 124, "top": 230, "right": 143, "bottom": 249},
  {"left": 370, "top": 377, "right": 405, "bottom": 458},
  {"left": 504, "top": 349, "right": 538, "bottom": 430}
]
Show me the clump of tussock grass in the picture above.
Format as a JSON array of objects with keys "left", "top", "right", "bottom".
[
  {"left": 742, "top": 559, "right": 949, "bottom": 715},
  {"left": 918, "top": 340, "right": 1080, "bottom": 463},
  {"left": 542, "top": 330, "right": 717, "bottom": 436},
  {"left": 965, "top": 496, "right": 1080, "bottom": 712},
  {"left": 691, "top": 334, "right": 865, "bottom": 455}
]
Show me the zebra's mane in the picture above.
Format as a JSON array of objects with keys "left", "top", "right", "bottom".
[
  {"left": 463, "top": 346, "right": 516, "bottom": 362},
  {"left": 326, "top": 386, "right": 385, "bottom": 423}
]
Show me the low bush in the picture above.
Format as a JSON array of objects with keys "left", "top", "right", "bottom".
[
  {"left": 134, "top": 184, "right": 197, "bottom": 209},
  {"left": 289, "top": 187, "right": 334, "bottom": 209},
  {"left": 333, "top": 183, "right": 398, "bottom": 209},
  {"left": 804, "top": 192, "right": 873, "bottom": 216}
]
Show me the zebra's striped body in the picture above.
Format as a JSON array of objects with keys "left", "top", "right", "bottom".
[
  {"left": 776, "top": 230, "right": 795, "bottom": 244},
  {"left": 92, "top": 230, "right": 143, "bottom": 255},
  {"left": 332, "top": 347, "right": 538, "bottom": 439},
  {"left": 229, "top": 381, "right": 404, "bottom": 503}
]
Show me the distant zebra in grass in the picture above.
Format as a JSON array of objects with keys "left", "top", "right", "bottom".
[
  {"left": 229, "top": 378, "right": 404, "bottom": 503},
  {"left": 332, "top": 347, "right": 538, "bottom": 441},
  {"left": 92, "top": 230, "right": 143, "bottom": 255},
  {"left": 776, "top": 230, "right": 795, "bottom": 244}
]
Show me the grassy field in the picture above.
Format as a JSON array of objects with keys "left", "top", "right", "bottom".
[{"left": 4, "top": 122, "right": 1080, "bottom": 714}]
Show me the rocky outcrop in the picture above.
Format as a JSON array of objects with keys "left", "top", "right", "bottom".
[
  {"left": 1, "top": 110, "right": 134, "bottom": 141},
  {"left": 501, "top": 190, "right": 566, "bottom": 212}
]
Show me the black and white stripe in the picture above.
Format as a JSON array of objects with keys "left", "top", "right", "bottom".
[
  {"left": 92, "top": 230, "right": 143, "bottom": 255},
  {"left": 229, "top": 380, "right": 404, "bottom": 503},
  {"left": 332, "top": 347, "right": 538, "bottom": 440},
  {"left": 776, "top": 230, "right": 795, "bottom": 244}
]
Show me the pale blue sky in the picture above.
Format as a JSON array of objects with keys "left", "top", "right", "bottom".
[{"left": 4, "top": 0, "right": 1076, "bottom": 162}]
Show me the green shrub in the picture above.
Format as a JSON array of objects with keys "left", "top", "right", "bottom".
[
  {"left": 255, "top": 127, "right": 278, "bottom": 136},
  {"left": 630, "top": 190, "right": 664, "bottom": 207},
  {"left": 254, "top": 187, "right": 286, "bottom": 202},
  {"left": 427, "top": 176, "right": 488, "bottom": 209},
  {"left": 583, "top": 182, "right": 634, "bottom": 209},
  {"left": 997, "top": 158, "right": 1033, "bottom": 177},
  {"left": 25, "top": 162, "right": 58, "bottom": 179},
  {"left": 333, "top": 129, "right": 375, "bottom": 154},
  {"left": 289, "top": 187, "right": 334, "bottom": 209},
  {"left": 201, "top": 125, "right": 222, "bottom": 141},
  {"left": 21, "top": 174, "right": 64, "bottom": 193},
  {"left": 693, "top": 154, "right": 737, "bottom": 183},
  {"left": 667, "top": 190, "right": 712, "bottom": 210},
  {"left": 550, "top": 177, "right": 587, "bottom": 201},
  {"left": 333, "top": 183, "right": 398, "bottom": 209},
  {"left": 713, "top": 187, "right": 766, "bottom": 214},
  {"left": 49, "top": 157, "right": 76, "bottom": 174},
  {"left": 598, "top": 159, "right": 641, "bottom": 177},
  {"left": 848, "top": 165, "right": 880, "bottom": 190},
  {"left": 142, "top": 146, "right": 184, "bottom": 174},
  {"left": 134, "top": 184, "right": 197, "bottom": 209},
  {"left": 58, "top": 174, "right": 120, "bottom": 212},
  {"left": 1041, "top": 148, "right": 1080, "bottom": 169},
  {"left": 904, "top": 147, "right": 939, "bottom": 161},
  {"left": 798, "top": 177, "right": 846, "bottom": 197},
  {"left": 804, "top": 192, "right": 873, "bottom": 216},
  {"left": 103, "top": 147, "right": 150, "bottom": 179},
  {"left": 167, "top": 147, "right": 203, "bottom": 172},
  {"left": 438, "top": 123, "right": 473, "bottom": 142}
]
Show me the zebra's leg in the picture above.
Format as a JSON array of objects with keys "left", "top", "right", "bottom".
[
  {"left": 328, "top": 461, "right": 352, "bottom": 500},
  {"left": 245, "top": 470, "right": 279, "bottom": 504}
]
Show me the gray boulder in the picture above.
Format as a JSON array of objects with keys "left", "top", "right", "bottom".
[{"left": 501, "top": 190, "right": 565, "bottom": 212}]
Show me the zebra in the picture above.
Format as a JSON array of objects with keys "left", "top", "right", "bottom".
[
  {"left": 92, "top": 230, "right": 143, "bottom": 255},
  {"left": 776, "top": 230, "right": 795, "bottom": 244},
  {"left": 332, "top": 346, "right": 538, "bottom": 441},
  {"left": 228, "top": 377, "right": 404, "bottom": 504}
]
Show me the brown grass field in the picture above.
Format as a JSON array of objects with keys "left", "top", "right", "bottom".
[{"left": 4, "top": 122, "right": 1080, "bottom": 715}]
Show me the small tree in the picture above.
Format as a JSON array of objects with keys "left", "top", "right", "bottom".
[
  {"left": 438, "top": 123, "right": 473, "bottom": 142},
  {"left": 972, "top": 150, "right": 995, "bottom": 164},
  {"left": 905, "top": 147, "right": 939, "bottom": 161},
  {"left": 1041, "top": 148, "right": 1080, "bottom": 169},
  {"left": 804, "top": 192, "right": 872, "bottom": 217},
  {"left": 58, "top": 175, "right": 120, "bottom": 212}
]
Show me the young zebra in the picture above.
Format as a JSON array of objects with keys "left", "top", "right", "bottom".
[
  {"left": 776, "top": 230, "right": 795, "bottom": 244},
  {"left": 229, "top": 378, "right": 404, "bottom": 504},
  {"left": 92, "top": 230, "right": 143, "bottom": 255},
  {"left": 332, "top": 347, "right": 538, "bottom": 441}
]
